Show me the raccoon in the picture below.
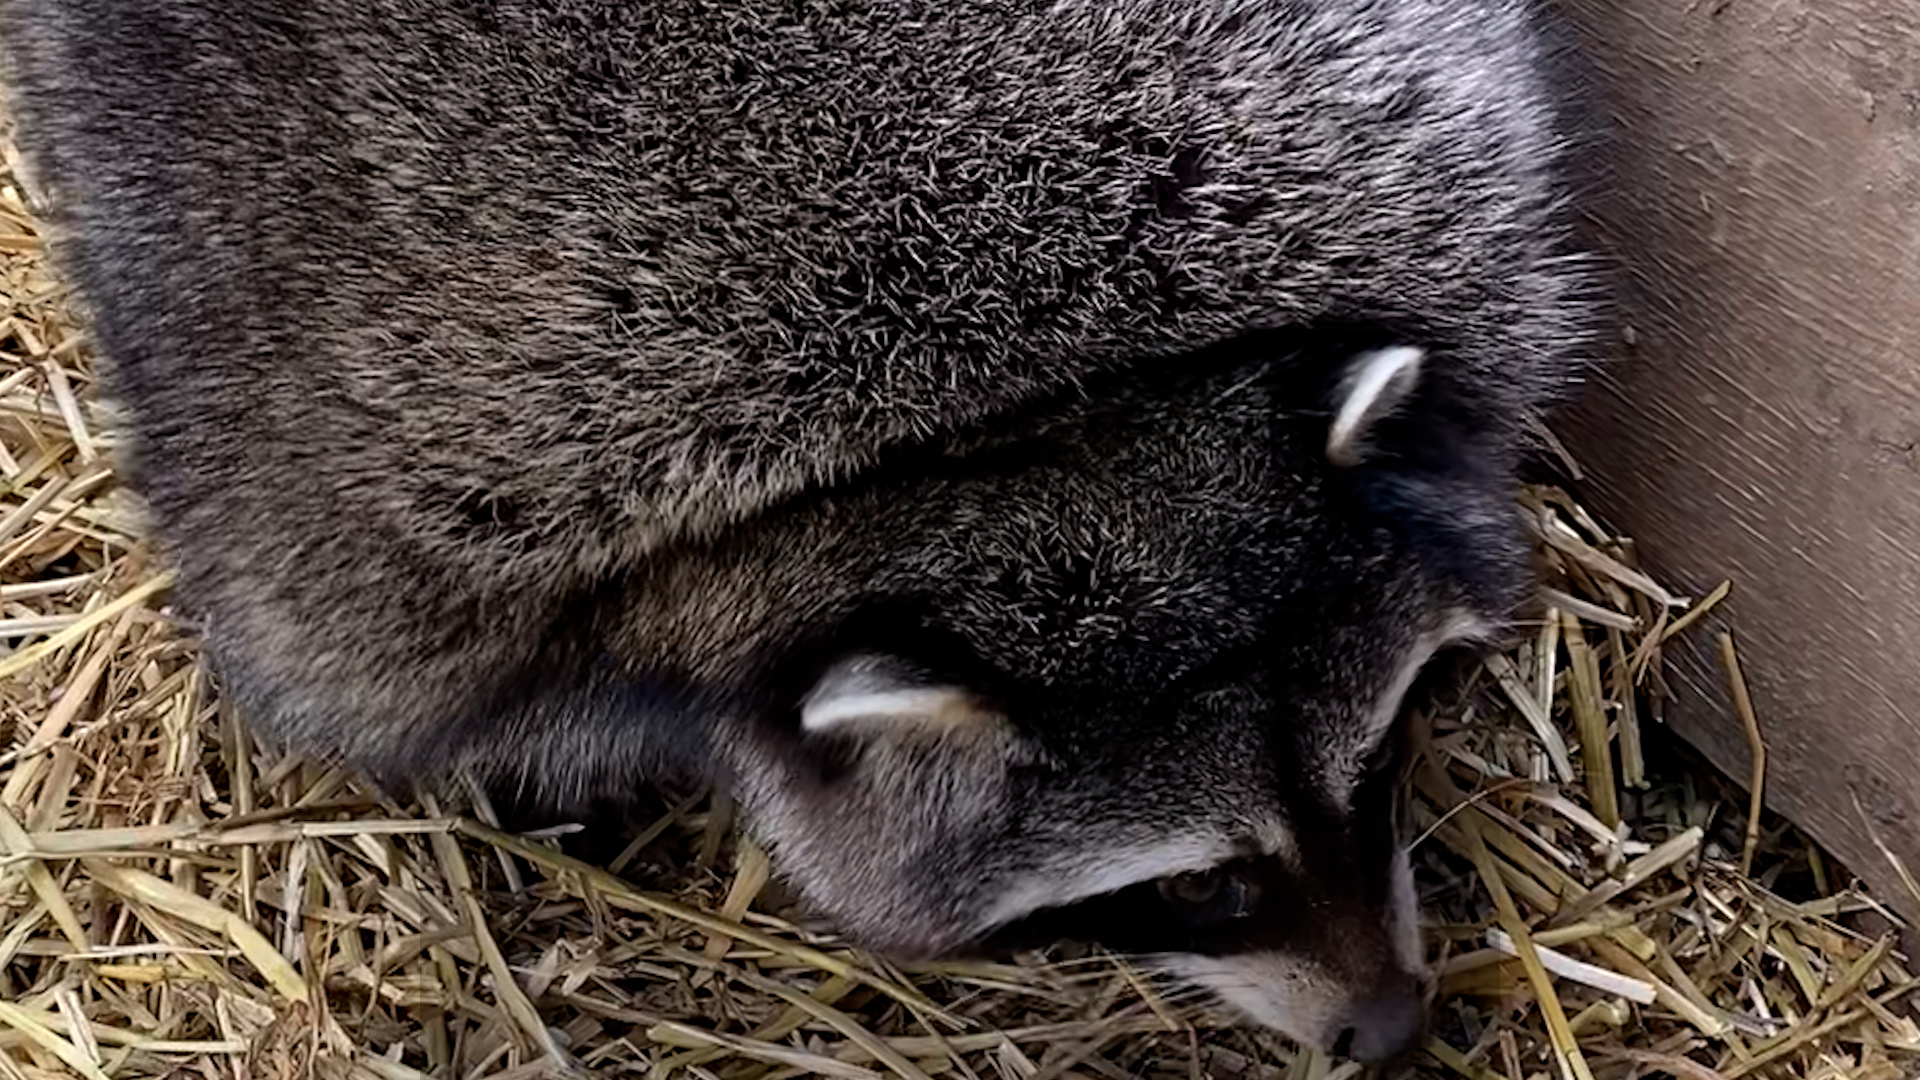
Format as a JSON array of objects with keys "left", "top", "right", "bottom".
[
  {"left": 0, "top": 0, "right": 1598, "bottom": 1063},
  {"left": 469, "top": 337, "right": 1518, "bottom": 1063}
]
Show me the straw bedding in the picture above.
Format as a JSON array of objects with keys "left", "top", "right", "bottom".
[{"left": 0, "top": 116, "right": 1916, "bottom": 1080}]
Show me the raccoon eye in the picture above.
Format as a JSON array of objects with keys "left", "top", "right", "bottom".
[
  {"left": 1161, "top": 869, "right": 1224, "bottom": 906},
  {"left": 1158, "top": 868, "right": 1256, "bottom": 918}
]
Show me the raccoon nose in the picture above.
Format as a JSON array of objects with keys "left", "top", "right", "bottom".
[{"left": 1332, "top": 990, "right": 1426, "bottom": 1065}]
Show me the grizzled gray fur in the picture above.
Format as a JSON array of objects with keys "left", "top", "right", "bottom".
[{"left": 1, "top": 0, "right": 1598, "bottom": 1062}]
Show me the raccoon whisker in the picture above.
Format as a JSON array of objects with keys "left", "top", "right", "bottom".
[
  {"left": 1013, "top": 952, "right": 1123, "bottom": 966},
  {"left": 1002, "top": 953, "right": 1153, "bottom": 974},
  {"left": 1003, "top": 968, "right": 1155, "bottom": 991},
  {"left": 989, "top": 952, "right": 1225, "bottom": 1006},
  {"left": 1039, "top": 967, "right": 1144, "bottom": 986},
  {"left": 1134, "top": 993, "right": 1228, "bottom": 1022},
  {"left": 1130, "top": 983, "right": 1223, "bottom": 1007},
  {"left": 1012, "top": 951, "right": 1184, "bottom": 976},
  {"left": 1096, "top": 950, "right": 1192, "bottom": 967}
]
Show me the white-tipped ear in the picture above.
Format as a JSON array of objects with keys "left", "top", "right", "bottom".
[
  {"left": 801, "top": 655, "right": 998, "bottom": 734},
  {"left": 1327, "top": 346, "right": 1424, "bottom": 468}
]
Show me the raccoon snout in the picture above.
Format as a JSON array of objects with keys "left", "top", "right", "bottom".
[{"left": 1329, "top": 979, "right": 1431, "bottom": 1066}]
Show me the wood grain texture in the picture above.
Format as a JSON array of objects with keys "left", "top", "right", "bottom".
[{"left": 1558, "top": 0, "right": 1920, "bottom": 922}]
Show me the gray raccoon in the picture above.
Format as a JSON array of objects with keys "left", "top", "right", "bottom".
[
  {"left": 0, "top": 0, "right": 1599, "bottom": 1063},
  {"left": 461, "top": 341, "right": 1518, "bottom": 1063}
]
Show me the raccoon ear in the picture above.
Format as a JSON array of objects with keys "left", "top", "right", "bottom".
[
  {"left": 1326, "top": 346, "right": 1425, "bottom": 468},
  {"left": 800, "top": 655, "right": 1002, "bottom": 735}
]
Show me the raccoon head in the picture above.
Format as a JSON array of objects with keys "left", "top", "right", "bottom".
[
  {"left": 724, "top": 345, "right": 1526, "bottom": 1064},
  {"left": 735, "top": 623, "right": 1486, "bottom": 1062}
]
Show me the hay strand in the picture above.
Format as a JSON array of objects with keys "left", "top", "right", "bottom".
[{"left": 1718, "top": 631, "right": 1769, "bottom": 879}]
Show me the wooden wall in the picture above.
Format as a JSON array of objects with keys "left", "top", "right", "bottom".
[{"left": 1556, "top": 0, "right": 1920, "bottom": 923}]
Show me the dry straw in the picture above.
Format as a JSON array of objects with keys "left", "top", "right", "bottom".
[{"left": 0, "top": 114, "right": 1915, "bottom": 1080}]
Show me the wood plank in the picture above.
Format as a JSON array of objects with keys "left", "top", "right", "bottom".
[{"left": 1556, "top": 0, "right": 1920, "bottom": 925}]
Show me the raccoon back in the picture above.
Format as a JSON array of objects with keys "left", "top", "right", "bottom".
[{"left": 0, "top": 0, "right": 1590, "bottom": 772}]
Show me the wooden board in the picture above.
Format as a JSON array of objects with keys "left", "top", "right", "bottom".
[{"left": 1556, "top": 0, "right": 1920, "bottom": 923}]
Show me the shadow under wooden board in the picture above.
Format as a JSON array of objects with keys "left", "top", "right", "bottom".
[{"left": 1555, "top": 0, "right": 1920, "bottom": 928}]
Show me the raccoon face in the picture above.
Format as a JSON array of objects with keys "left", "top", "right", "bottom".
[
  {"left": 734, "top": 616, "right": 1483, "bottom": 1064},
  {"left": 719, "top": 346, "right": 1522, "bottom": 1064}
]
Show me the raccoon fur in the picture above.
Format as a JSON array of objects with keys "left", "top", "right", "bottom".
[{"left": 0, "top": 0, "right": 1599, "bottom": 1063}]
